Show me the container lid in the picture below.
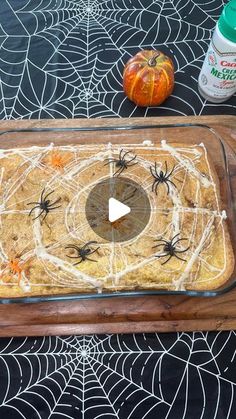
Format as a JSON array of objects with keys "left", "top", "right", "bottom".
[{"left": 218, "top": 0, "right": 236, "bottom": 43}]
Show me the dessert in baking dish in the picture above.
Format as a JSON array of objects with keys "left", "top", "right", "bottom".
[{"left": 0, "top": 140, "right": 234, "bottom": 298}]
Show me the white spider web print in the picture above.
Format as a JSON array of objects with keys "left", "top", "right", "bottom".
[
  {"left": 0, "top": 332, "right": 235, "bottom": 418},
  {"left": 0, "top": 0, "right": 235, "bottom": 120}
]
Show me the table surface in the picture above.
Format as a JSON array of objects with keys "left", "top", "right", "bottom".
[{"left": 0, "top": 114, "right": 236, "bottom": 337}]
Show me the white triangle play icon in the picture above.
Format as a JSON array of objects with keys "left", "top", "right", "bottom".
[{"left": 108, "top": 197, "right": 131, "bottom": 223}]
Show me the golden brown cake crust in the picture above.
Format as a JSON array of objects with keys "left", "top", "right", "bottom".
[{"left": 0, "top": 140, "right": 234, "bottom": 298}]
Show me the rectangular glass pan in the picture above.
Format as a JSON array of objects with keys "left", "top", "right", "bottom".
[{"left": 0, "top": 123, "right": 236, "bottom": 304}]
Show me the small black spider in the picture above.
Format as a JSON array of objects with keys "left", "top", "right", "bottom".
[
  {"left": 150, "top": 161, "right": 176, "bottom": 195},
  {"left": 153, "top": 233, "right": 190, "bottom": 265},
  {"left": 104, "top": 149, "right": 138, "bottom": 176},
  {"left": 66, "top": 241, "right": 100, "bottom": 265},
  {"left": 28, "top": 189, "right": 61, "bottom": 221}
]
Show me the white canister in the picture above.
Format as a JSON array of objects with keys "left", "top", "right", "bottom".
[{"left": 198, "top": 0, "right": 236, "bottom": 103}]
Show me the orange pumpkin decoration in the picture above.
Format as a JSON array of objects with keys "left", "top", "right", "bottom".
[{"left": 123, "top": 50, "right": 175, "bottom": 107}]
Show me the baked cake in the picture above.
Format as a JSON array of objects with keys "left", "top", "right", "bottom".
[{"left": 0, "top": 139, "right": 234, "bottom": 298}]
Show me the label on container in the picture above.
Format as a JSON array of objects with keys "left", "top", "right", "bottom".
[{"left": 199, "top": 35, "right": 236, "bottom": 100}]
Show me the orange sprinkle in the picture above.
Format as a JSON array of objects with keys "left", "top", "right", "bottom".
[
  {"left": 49, "top": 152, "right": 67, "bottom": 170},
  {"left": 8, "top": 259, "right": 23, "bottom": 284}
]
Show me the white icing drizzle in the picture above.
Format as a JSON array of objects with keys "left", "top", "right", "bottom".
[
  {"left": 222, "top": 210, "right": 227, "bottom": 219},
  {"left": 115, "top": 256, "right": 157, "bottom": 281},
  {"left": 0, "top": 243, "right": 8, "bottom": 262},
  {"left": 64, "top": 150, "right": 109, "bottom": 180},
  {"left": 0, "top": 167, "right": 4, "bottom": 187},
  {"left": 173, "top": 212, "right": 226, "bottom": 291},
  {"left": 19, "top": 272, "right": 31, "bottom": 292},
  {"left": 142, "top": 140, "right": 154, "bottom": 146},
  {"left": 161, "top": 140, "right": 212, "bottom": 188},
  {"left": 169, "top": 184, "right": 182, "bottom": 236},
  {"left": 33, "top": 215, "right": 102, "bottom": 288},
  {"left": 37, "top": 249, "right": 102, "bottom": 288}
]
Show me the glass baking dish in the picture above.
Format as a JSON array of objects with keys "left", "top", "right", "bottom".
[{"left": 0, "top": 122, "right": 236, "bottom": 303}]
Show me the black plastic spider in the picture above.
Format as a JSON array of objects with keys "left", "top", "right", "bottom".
[
  {"left": 153, "top": 233, "right": 190, "bottom": 265},
  {"left": 28, "top": 189, "right": 61, "bottom": 221},
  {"left": 150, "top": 161, "right": 176, "bottom": 195},
  {"left": 66, "top": 241, "right": 100, "bottom": 265},
  {"left": 104, "top": 149, "right": 138, "bottom": 176}
]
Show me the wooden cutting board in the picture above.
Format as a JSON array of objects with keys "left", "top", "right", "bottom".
[{"left": 0, "top": 115, "right": 236, "bottom": 337}]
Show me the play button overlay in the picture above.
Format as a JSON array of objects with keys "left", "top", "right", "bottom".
[
  {"left": 85, "top": 177, "right": 151, "bottom": 242},
  {"left": 108, "top": 198, "right": 130, "bottom": 223}
]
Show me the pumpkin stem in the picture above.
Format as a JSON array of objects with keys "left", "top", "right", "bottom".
[{"left": 148, "top": 52, "right": 160, "bottom": 67}]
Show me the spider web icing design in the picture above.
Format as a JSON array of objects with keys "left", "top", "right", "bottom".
[
  {"left": 0, "top": 0, "right": 235, "bottom": 119},
  {"left": 0, "top": 140, "right": 230, "bottom": 295}
]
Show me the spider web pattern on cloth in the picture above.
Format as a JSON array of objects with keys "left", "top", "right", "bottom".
[
  {"left": 0, "top": 0, "right": 235, "bottom": 119},
  {"left": 0, "top": 332, "right": 235, "bottom": 418}
]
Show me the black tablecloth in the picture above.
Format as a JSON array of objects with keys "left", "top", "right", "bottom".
[{"left": 0, "top": 1, "right": 236, "bottom": 418}]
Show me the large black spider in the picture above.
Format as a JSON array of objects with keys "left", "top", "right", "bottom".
[
  {"left": 66, "top": 241, "right": 100, "bottom": 265},
  {"left": 28, "top": 189, "right": 61, "bottom": 221},
  {"left": 150, "top": 161, "right": 176, "bottom": 195},
  {"left": 104, "top": 149, "right": 138, "bottom": 176},
  {"left": 153, "top": 233, "right": 190, "bottom": 265}
]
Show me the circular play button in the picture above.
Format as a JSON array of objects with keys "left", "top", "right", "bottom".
[{"left": 85, "top": 177, "right": 151, "bottom": 242}]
